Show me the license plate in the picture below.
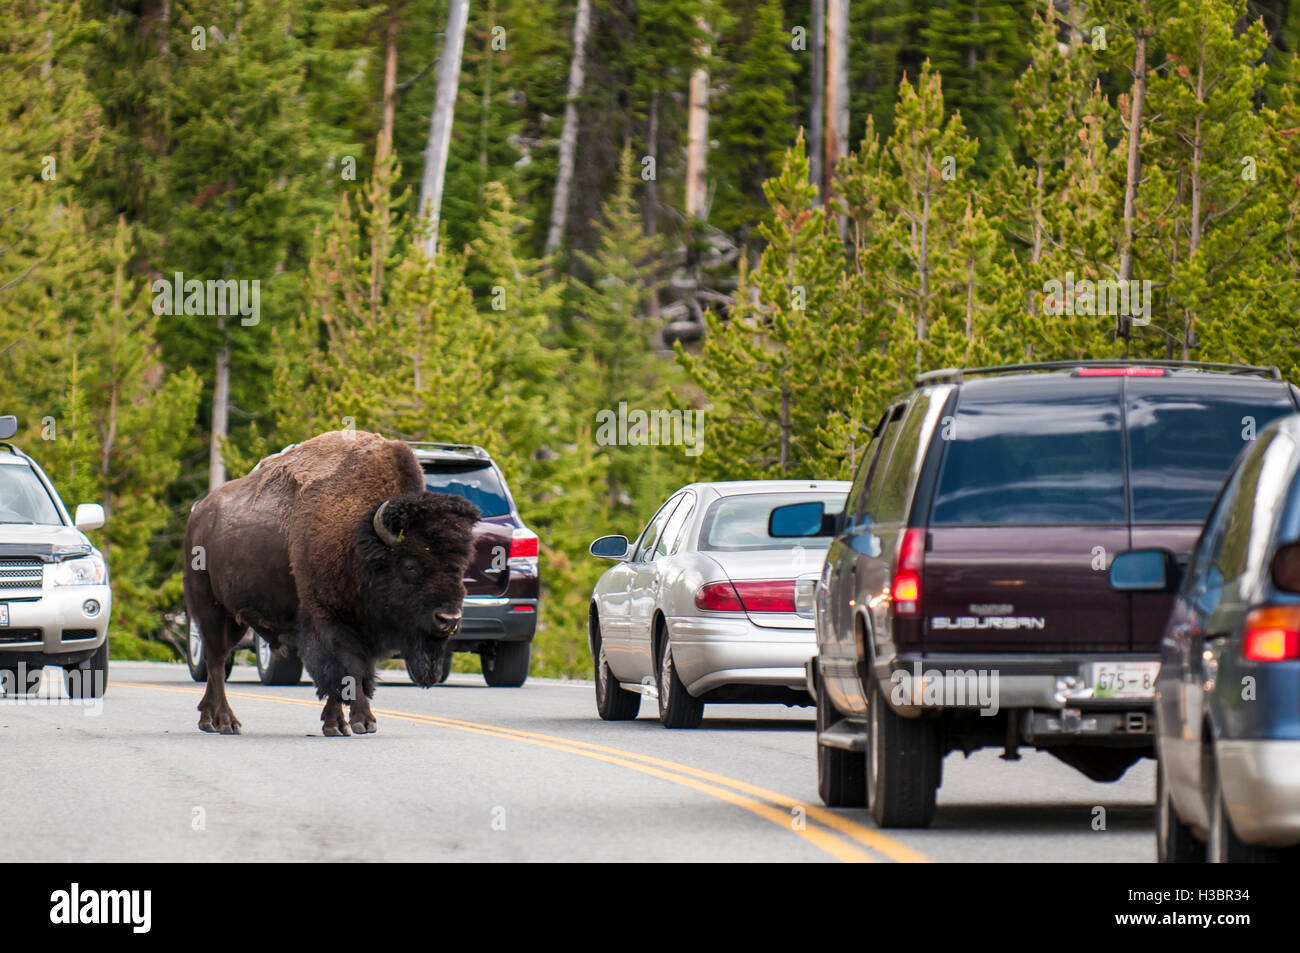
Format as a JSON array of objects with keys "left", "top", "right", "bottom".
[
  {"left": 0, "top": 604, "right": 8, "bottom": 626},
  {"left": 1091, "top": 661, "right": 1159, "bottom": 699}
]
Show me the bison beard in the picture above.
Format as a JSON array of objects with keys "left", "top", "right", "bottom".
[{"left": 183, "top": 431, "right": 479, "bottom": 736}]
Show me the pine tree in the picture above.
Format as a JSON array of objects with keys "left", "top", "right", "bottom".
[
  {"left": 678, "top": 134, "right": 880, "bottom": 480},
  {"left": 570, "top": 148, "right": 687, "bottom": 506},
  {"left": 922, "top": 0, "right": 1034, "bottom": 172},
  {"left": 712, "top": 0, "right": 800, "bottom": 234},
  {"left": 1139, "top": 0, "right": 1276, "bottom": 360}
]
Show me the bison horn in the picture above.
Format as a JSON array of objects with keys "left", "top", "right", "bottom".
[{"left": 373, "top": 500, "right": 401, "bottom": 548}]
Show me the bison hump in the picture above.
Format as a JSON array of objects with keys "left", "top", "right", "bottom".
[{"left": 255, "top": 430, "right": 424, "bottom": 503}]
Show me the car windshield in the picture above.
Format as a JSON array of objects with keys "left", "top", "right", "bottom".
[
  {"left": 700, "top": 492, "right": 847, "bottom": 552},
  {"left": 423, "top": 464, "right": 509, "bottom": 518},
  {"left": 1126, "top": 387, "right": 1295, "bottom": 523},
  {"left": 0, "top": 465, "right": 62, "bottom": 525}
]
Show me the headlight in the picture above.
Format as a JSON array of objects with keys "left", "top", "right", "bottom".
[{"left": 51, "top": 555, "right": 107, "bottom": 587}]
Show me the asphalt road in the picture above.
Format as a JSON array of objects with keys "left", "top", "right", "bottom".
[{"left": 1, "top": 661, "right": 1157, "bottom": 863}]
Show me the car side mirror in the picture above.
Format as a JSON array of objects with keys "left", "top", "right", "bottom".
[
  {"left": 1271, "top": 542, "right": 1300, "bottom": 593},
  {"left": 74, "top": 503, "right": 106, "bottom": 531},
  {"left": 589, "top": 535, "right": 629, "bottom": 560},
  {"left": 769, "top": 501, "right": 830, "bottom": 538},
  {"left": 0, "top": 415, "right": 16, "bottom": 441},
  {"left": 1109, "top": 548, "right": 1179, "bottom": 593}
]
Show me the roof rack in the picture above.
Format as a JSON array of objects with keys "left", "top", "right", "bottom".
[
  {"left": 916, "top": 359, "right": 1283, "bottom": 386},
  {"left": 405, "top": 441, "right": 489, "bottom": 457}
]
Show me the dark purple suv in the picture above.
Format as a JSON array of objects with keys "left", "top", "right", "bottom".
[{"left": 773, "top": 361, "right": 1300, "bottom": 828}]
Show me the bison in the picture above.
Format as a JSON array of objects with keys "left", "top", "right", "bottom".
[{"left": 183, "top": 430, "right": 479, "bottom": 735}]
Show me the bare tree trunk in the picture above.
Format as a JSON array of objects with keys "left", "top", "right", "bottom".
[
  {"left": 825, "top": 0, "right": 849, "bottom": 233},
  {"left": 543, "top": 0, "right": 592, "bottom": 257},
  {"left": 1117, "top": 28, "right": 1148, "bottom": 340},
  {"left": 917, "top": 186, "right": 931, "bottom": 367},
  {"left": 371, "top": 8, "right": 400, "bottom": 315},
  {"left": 208, "top": 317, "right": 230, "bottom": 491},
  {"left": 645, "top": 87, "right": 660, "bottom": 320},
  {"left": 685, "top": 16, "right": 711, "bottom": 222},
  {"left": 809, "top": 0, "right": 825, "bottom": 200},
  {"left": 419, "top": 0, "right": 469, "bottom": 259},
  {"left": 377, "top": 9, "right": 399, "bottom": 164}
]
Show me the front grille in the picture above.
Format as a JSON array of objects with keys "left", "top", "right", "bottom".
[
  {"left": 0, "top": 628, "right": 43, "bottom": 643},
  {"left": 0, "top": 559, "right": 43, "bottom": 590}
]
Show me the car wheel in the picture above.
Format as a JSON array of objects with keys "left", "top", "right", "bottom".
[
  {"left": 1156, "top": 758, "right": 1204, "bottom": 863},
  {"left": 593, "top": 624, "right": 639, "bottom": 721},
  {"left": 657, "top": 639, "right": 704, "bottom": 729},
  {"left": 255, "top": 632, "right": 303, "bottom": 686},
  {"left": 483, "top": 640, "right": 531, "bottom": 687},
  {"left": 1208, "top": 760, "right": 1277, "bottom": 863},
  {"left": 816, "top": 668, "right": 866, "bottom": 807},
  {"left": 866, "top": 676, "right": 941, "bottom": 828},
  {"left": 65, "top": 640, "right": 108, "bottom": 699}
]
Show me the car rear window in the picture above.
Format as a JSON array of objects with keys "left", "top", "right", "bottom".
[
  {"left": 930, "top": 384, "right": 1127, "bottom": 526},
  {"left": 423, "top": 464, "right": 509, "bottom": 517},
  {"left": 1126, "top": 385, "right": 1295, "bottom": 523},
  {"left": 700, "top": 492, "right": 848, "bottom": 552}
]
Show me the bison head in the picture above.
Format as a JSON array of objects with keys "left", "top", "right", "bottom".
[{"left": 356, "top": 491, "right": 480, "bottom": 686}]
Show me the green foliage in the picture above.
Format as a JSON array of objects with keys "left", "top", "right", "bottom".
[{"left": 6, "top": 0, "right": 1300, "bottom": 676}]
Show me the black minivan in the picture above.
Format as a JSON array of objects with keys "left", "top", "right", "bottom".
[{"left": 773, "top": 361, "right": 1300, "bottom": 827}]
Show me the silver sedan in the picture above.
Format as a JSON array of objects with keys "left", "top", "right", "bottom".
[{"left": 587, "top": 480, "right": 850, "bottom": 728}]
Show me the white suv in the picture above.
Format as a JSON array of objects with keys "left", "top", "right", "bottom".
[{"left": 0, "top": 415, "right": 111, "bottom": 697}]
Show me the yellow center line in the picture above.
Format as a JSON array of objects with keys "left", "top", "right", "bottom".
[{"left": 110, "top": 680, "right": 926, "bottom": 863}]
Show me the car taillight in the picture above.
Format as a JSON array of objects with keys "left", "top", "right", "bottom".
[
  {"left": 891, "top": 529, "right": 924, "bottom": 616},
  {"left": 508, "top": 529, "right": 539, "bottom": 571},
  {"left": 695, "top": 580, "right": 796, "bottom": 612},
  {"left": 1073, "top": 367, "right": 1167, "bottom": 377},
  {"left": 732, "top": 580, "right": 796, "bottom": 612},
  {"left": 1242, "top": 607, "right": 1300, "bottom": 661},
  {"left": 696, "top": 581, "right": 744, "bottom": 611}
]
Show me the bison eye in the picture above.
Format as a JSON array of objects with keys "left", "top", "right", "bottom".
[{"left": 399, "top": 556, "right": 422, "bottom": 583}]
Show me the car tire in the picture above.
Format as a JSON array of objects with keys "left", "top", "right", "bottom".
[
  {"left": 593, "top": 623, "right": 639, "bottom": 721},
  {"left": 816, "top": 668, "right": 866, "bottom": 807},
  {"left": 866, "top": 676, "right": 942, "bottom": 828},
  {"left": 65, "top": 640, "right": 108, "bottom": 699},
  {"left": 483, "top": 640, "right": 531, "bottom": 687},
  {"left": 255, "top": 632, "right": 304, "bottom": 686},
  {"left": 1208, "top": 759, "right": 1277, "bottom": 863},
  {"left": 186, "top": 620, "right": 232, "bottom": 682},
  {"left": 657, "top": 640, "right": 704, "bottom": 729},
  {"left": 1156, "top": 758, "right": 1204, "bottom": 863}
]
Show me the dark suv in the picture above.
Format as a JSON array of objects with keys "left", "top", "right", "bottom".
[
  {"left": 411, "top": 443, "right": 539, "bottom": 687},
  {"left": 773, "top": 361, "right": 1300, "bottom": 828}
]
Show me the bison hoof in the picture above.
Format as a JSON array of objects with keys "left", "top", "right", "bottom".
[
  {"left": 349, "top": 718, "right": 377, "bottom": 735},
  {"left": 198, "top": 714, "right": 217, "bottom": 733},
  {"left": 322, "top": 720, "right": 351, "bottom": 737}
]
